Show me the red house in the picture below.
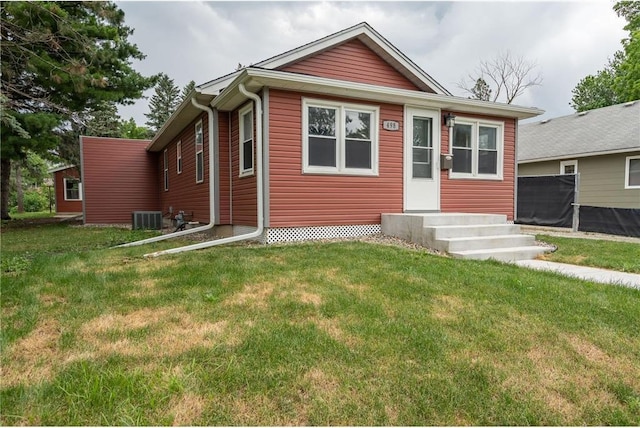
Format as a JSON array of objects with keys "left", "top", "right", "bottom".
[
  {"left": 49, "top": 165, "right": 83, "bottom": 216},
  {"left": 81, "top": 23, "right": 543, "bottom": 247}
]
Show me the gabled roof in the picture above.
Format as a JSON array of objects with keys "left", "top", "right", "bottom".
[
  {"left": 518, "top": 101, "right": 640, "bottom": 163},
  {"left": 48, "top": 164, "right": 76, "bottom": 174},
  {"left": 197, "top": 22, "right": 450, "bottom": 96}
]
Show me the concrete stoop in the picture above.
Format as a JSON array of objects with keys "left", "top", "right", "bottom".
[{"left": 381, "top": 213, "right": 549, "bottom": 262}]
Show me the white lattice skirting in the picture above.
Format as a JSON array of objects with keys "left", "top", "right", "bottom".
[{"left": 261, "top": 224, "right": 381, "bottom": 244}]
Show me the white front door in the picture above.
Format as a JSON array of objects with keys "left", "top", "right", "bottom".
[{"left": 404, "top": 107, "right": 440, "bottom": 211}]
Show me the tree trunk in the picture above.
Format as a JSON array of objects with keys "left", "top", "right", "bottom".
[
  {"left": 1, "top": 158, "right": 12, "bottom": 220},
  {"left": 15, "top": 162, "right": 24, "bottom": 213}
]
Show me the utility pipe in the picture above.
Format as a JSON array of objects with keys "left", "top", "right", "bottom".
[
  {"left": 115, "top": 97, "right": 217, "bottom": 248},
  {"left": 143, "top": 83, "right": 264, "bottom": 257}
]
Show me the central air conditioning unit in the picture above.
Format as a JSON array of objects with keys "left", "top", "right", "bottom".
[{"left": 132, "top": 211, "right": 163, "bottom": 230}]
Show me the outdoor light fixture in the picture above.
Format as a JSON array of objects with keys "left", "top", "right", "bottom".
[{"left": 444, "top": 113, "right": 456, "bottom": 128}]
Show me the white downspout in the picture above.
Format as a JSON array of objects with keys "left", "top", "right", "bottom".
[
  {"left": 143, "top": 83, "right": 264, "bottom": 257},
  {"left": 115, "top": 97, "right": 217, "bottom": 248}
]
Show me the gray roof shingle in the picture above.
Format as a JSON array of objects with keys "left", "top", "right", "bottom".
[{"left": 518, "top": 101, "right": 640, "bottom": 162}]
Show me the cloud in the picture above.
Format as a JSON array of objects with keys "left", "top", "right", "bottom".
[{"left": 117, "top": 1, "right": 627, "bottom": 125}]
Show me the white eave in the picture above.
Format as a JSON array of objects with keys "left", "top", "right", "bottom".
[
  {"left": 518, "top": 147, "right": 640, "bottom": 164},
  {"left": 212, "top": 68, "right": 543, "bottom": 120},
  {"left": 48, "top": 164, "right": 75, "bottom": 173}
]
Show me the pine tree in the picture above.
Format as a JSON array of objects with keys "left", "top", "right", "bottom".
[
  {"left": 181, "top": 80, "right": 196, "bottom": 102},
  {"left": 470, "top": 78, "right": 492, "bottom": 101},
  {"left": 145, "top": 74, "right": 180, "bottom": 133}
]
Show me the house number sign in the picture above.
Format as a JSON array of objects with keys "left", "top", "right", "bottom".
[{"left": 382, "top": 120, "right": 399, "bottom": 131}]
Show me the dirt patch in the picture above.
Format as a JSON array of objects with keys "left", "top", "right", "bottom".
[
  {"left": 169, "top": 393, "right": 207, "bottom": 426},
  {"left": 303, "top": 367, "right": 339, "bottom": 394},
  {"left": 78, "top": 307, "right": 228, "bottom": 358},
  {"left": 1, "top": 319, "right": 62, "bottom": 388},
  {"left": 40, "top": 294, "right": 67, "bottom": 307},
  {"left": 224, "top": 282, "right": 274, "bottom": 309}
]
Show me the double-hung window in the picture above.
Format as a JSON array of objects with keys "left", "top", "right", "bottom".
[
  {"left": 451, "top": 119, "right": 503, "bottom": 179},
  {"left": 239, "top": 104, "right": 254, "bottom": 177},
  {"left": 195, "top": 120, "right": 204, "bottom": 183},
  {"left": 626, "top": 155, "right": 640, "bottom": 189},
  {"left": 176, "top": 141, "right": 182, "bottom": 174},
  {"left": 163, "top": 149, "right": 169, "bottom": 191},
  {"left": 303, "top": 99, "right": 378, "bottom": 175},
  {"left": 63, "top": 178, "right": 81, "bottom": 201}
]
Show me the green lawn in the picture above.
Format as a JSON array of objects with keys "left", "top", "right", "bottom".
[
  {"left": 2, "top": 223, "right": 639, "bottom": 425},
  {"left": 537, "top": 234, "right": 640, "bottom": 273}
]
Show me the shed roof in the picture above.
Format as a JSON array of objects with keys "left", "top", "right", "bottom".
[{"left": 518, "top": 101, "right": 640, "bottom": 163}]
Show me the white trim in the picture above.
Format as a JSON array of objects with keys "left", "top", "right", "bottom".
[
  {"left": 48, "top": 164, "right": 75, "bottom": 174},
  {"left": 176, "top": 141, "right": 182, "bottom": 174},
  {"left": 262, "top": 224, "right": 381, "bottom": 244},
  {"left": 625, "top": 155, "right": 640, "bottom": 189},
  {"left": 239, "top": 103, "right": 254, "bottom": 177},
  {"left": 163, "top": 149, "right": 169, "bottom": 191},
  {"left": 302, "top": 98, "right": 379, "bottom": 176},
  {"left": 449, "top": 119, "right": 504, "bottom": 180},
  {"left": 63, "top": 177, "right": 82, "bottom": 201},
  {"left": 195, "top": 120, "right": 204, "bottom": 183},
  {"left": 560, "top": 159, "right": 578, "bottom": 175},
  {"left": 518, "top": 147, "right": 639, "bottom": 164}
]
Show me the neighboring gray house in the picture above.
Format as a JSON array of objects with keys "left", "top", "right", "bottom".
[{"left": 518, "top": 101, "right": 640, "bottom": 209}]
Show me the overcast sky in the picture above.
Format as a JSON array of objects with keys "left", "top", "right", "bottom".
[{"left": 116, "top": 1, "right": 627, "bottom": 125}]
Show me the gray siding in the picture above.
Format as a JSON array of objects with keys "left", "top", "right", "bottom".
[{"left": 519, "top": 152, "right": 640, "bottom": 209}]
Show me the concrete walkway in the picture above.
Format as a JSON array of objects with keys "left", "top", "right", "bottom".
[{"left": 515, "top": 259, "right": 640, "bottom": 290}]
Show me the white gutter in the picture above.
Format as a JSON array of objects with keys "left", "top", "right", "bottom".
[
  {"left": 143, "top": 83, "right": 264, "bottom": 257},
  {"left": 115, "top": 97, "right": 217, "bottom": 247}
]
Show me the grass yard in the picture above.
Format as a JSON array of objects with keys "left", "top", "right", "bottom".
[
  {"left": 2, "top": 223, "right": 639, "bottom": 425},
  {"left": 537, "top": 234, "right": 640, "bottom": 273}
]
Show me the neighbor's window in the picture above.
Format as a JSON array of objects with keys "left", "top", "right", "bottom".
[
  {"left": 64, "top": 178, "right": 82, "bottom": 201},
  {"left": 560, "top": 159, "right": 578, "bottom": 175},
  {"left": 195, "top": 120, "right": 204, "bottom": 183},
  {"left": 625, "top": 155, "right": 640, "bottom": 189},
  {"left": 163, "top": 149, "right": 169, "bottom": 191},
  {"left": 176, "top": 141, "right": 182, "bottom": 174},
  {"left": 451, "top": 119, "right": 503, "bottom": 179},
  {"left": 303, "top": 98, "right": 378, "bottom": 175},
  {"left": 239, "top": 104, "right": 254, "bottom": 177}
]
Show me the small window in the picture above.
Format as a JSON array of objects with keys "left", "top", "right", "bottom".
[
  {"left": 303, "top": 98, "right": 378, "bottom": 175},
  {"left": 195, "top": 120, "right": 204, "bottom": 183},
  {"left": 176, "top": 141, "right": 182, "bottom": 174},
  {"left": 163, "top": 149, "right": 169, "bottom": 191},
  {"left": 560, "top": 160, "right": 577, "bottom": 175},
  {"left": 239, "top": 104, "right": 254, "bottom": 177},
  {"left": 625, "top": 155, "right": 640, "bottom": 189},
  {"left": 63, "top": 178, "right": 82, "bottom": 201},
  {"left": 451, "top": 120, "right": 503, "bottom": 179}
]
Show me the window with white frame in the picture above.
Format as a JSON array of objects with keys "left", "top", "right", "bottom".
[
  {"left": 163, "top": 149, "right": 169, "bottom": 191},
  {"left": 451, "top": 119, "right": 503, "bottom": 179},
  {"left": 195, "top": 120, "right": 204, "bottom": 183},
  {"left": 303, "top": 99, "right": 378, "bottom": 175},
  {"left": 239, "top": 104, "right": 254, "bottom": 177},
  {"left": 63, "top": 178, "right": 82, "bottom": 201},
  {"left": 176, "top": 141, "right": 182, "bottom": 174},
  {"left": 560, "top": 159, "right": 578, "bottom": 175},
  {"left": 626, "top": 155, "right": 640, "bottom": 189}
]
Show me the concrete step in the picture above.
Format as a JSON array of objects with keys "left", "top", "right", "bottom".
[
  {"left": 438, "top": 234, "right": 536, "bottom": 252},
  {"left": 449, "top": 246, "right": 548, "bottom": 262},
  {"left": 418, "top": 212, "right": 507, "bottom": 226},
  {"left": 430, "top": 224, "right": 521, "bottom": 240}
]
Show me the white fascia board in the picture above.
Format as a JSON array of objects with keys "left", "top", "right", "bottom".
[
  {"left": 197, "top": 71, "right": 241, "bottom": 95},
  {"left": 518, "top": 147, "right": 640, "bottom": 164},
  {"left": 48, "top": 164, "right": 76, "bottom": 173},
  {"left": 234, "top": 68, "right": 543, "bottom": 120},
  {"left": 255, "top": 22, "right": 450, "bottom": 96}
]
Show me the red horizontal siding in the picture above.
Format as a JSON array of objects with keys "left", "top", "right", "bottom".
[
  {"left": 81, "top": 137, "right": 159, "bottom": 224},
  {"left": 280, "top": 39, "right": 423, "bottom": 91},
  {"left": 267, "top": 89, "right": 403, "bottom": 227},
  {"left": 218, "top": 112, "right": 231, "bottom": 225},
  {"left": 53, "top": 167, "right": 82, "bottom": 213},
  {"left": 231, "top": 102, "right": 258, "bottom": 226},
  {"left": 440, "top": 112, "right": 517, "bottom": 220},
  {"left": 159, "top": 113, "right": 210, "bottom": 224}
]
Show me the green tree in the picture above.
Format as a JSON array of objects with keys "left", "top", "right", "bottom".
[
  {"left": 0, "top": 1, "right": 156, "bottom": 219},
  {"left": 121, "top": 117, "right": 152, "bottom": 139},
  {"left": 145, "top": 74, "right": 180, "bottom": 134},
  {"left": 181, "top": 80, "right": 196, "bottom": 102},
  {"left": 571, "top": 1, "right": 640, "bottom": 111},
  {"left": 469, "top": 78, "right": 492, "bottom": 101}
]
